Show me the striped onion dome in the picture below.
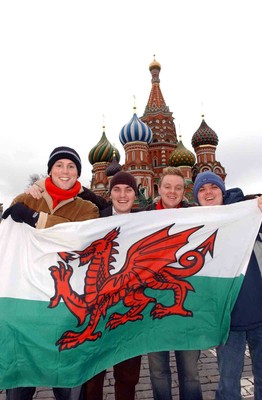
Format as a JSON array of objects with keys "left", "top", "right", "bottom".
[
  {"left": 169, "top": 139, "right": 196, "bottom": 167},
  {"left": 88, "top": 129, "right": 120, "bottom": 165},
  {"left": 119, "top": 111, "right": 153, "bottom": 145},
  {"left": 191, "top": 117, "right": 219, "bottom": 149}
]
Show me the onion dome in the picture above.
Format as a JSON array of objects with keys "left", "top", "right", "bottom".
[
  {"left": 88, "top": 128, "right": 120, "bottom": 165},
  {"left": 169, "top": 138, "right": 196, "bottom": 167},
  {"left": 105, "top": 151, "right": 122, "bottom": 177},
  {"left": 149, "top": 56, "right": 161, "bottom": 71},
  {"left": 191, "top": 116, "right": 219, "bottom": 149},
  {"left": 119, "top": 108, "right": 153, "bottom": 145}
]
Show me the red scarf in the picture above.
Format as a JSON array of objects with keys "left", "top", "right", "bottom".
[
  {"left": 45, "top": 177, "right": 81, "bottom": 208},
  {"left": 155, "top": 199, "right": 181, "bottom": 210}
]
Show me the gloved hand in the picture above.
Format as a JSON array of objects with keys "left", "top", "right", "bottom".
[{"left": 2, "top": 202, "right": 39, "bottom": 227}]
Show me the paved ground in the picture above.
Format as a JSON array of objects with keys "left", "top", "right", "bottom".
[{"left": 0, "top": 348, "right": 254, "bottom": 400}]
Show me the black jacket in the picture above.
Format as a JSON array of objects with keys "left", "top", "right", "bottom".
[
  {"left": 224, "top": 188, "right": 262, "bottom": 330},
  {"left": 146, "top": 199, "right": 193, "bottom": 211},
  {"left": 78, "top": 187, "right": 109, "bottom": 211},
  {"left": 100, "top": 206, "right": 142, "bottom": 218}
]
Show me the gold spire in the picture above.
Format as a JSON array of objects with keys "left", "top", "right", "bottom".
[
  {"left": 133, "top": 95, "right": 137, "bottom": 113},
  {"left": 112, "top": 145, "right": 116, "bottom": 158}
]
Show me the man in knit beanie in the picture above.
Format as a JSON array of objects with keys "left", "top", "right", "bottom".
[
  {"left": 193, "top": 171, "right": 262, "bottom": 400},
  {"left": 2, "top": 146, "right": 99, "bottom": 400},
  {"left": 25, "top": 146, "right": 108, "bottom": 211},
  {"left": 109, "top": 171, "right": 138, "bottom": 197},
  {"left": 47, "top": 146, "right": 82, "bottom": 177},
  {"left": 106, "top": 171, "right": 139, "bottom": 216},
  {"left": 193, "top": 171, "right": 226, "bottom": 205},
  {"left": 84, "top": 170, "right": 141, "bottom": 400}
]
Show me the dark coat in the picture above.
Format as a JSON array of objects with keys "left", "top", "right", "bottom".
[
  {"left": 146, "top": 199, "right": 193, "bottom": 211},
  {"left": 224, "top": 188, "right": 262, "bottom": 330},
  {"left": 100, "top": 206, "right": 142, "bottom": 218},
  {"left": 78, "top": 187, "right": 109, "bottom": 211}
]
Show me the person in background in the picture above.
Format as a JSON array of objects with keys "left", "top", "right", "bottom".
[
  {"left": 82, "top": 171, "right": 142, "bottom": 400},
  {"left": 193, "top": 170, "right": 262, "bottom": 400},
  {"left": 2, "top": 146, "right": 99, "bottom": 400},
  {"left": 147, "top": 166, "right": 203, "bottom": 400}
]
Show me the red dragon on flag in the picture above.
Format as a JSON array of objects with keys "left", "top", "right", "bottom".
[{"left": 48, "top": 223, "right": 217, "bottom": 351}]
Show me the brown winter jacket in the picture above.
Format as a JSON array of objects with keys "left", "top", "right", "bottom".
[{"left": 11, "top": 179, "right": 99, "bottom": 228}]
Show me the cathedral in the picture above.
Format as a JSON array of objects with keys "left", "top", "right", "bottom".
[{"left": 88, "top": 57, "right": 226, "bottom": 205}]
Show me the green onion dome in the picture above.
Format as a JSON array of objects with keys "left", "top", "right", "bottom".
[
  {"left": 88, "top": 130, "right": 120, "bottom": 165},
  {"left": 169, "top": 139, "right": 196, "bottom": 167}
]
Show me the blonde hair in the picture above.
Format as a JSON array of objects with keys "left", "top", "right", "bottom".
[{"left": 158, "top": 167, "right": 186, "bottom": 188}]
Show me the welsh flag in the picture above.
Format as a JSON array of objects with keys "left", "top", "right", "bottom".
[{"left": 0, "top": 199, "right": 261, "bottom": 389}]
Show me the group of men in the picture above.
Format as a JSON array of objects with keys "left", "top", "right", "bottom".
[{"left": 2, "top": 145, "right": 262, "bottom": 400}]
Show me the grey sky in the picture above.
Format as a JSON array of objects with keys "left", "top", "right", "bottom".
[{"left": 0, "top": 0, "right": 261, "bottom": 209}]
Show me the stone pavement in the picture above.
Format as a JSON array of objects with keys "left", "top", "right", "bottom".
[{"left": 0, "top": 348, "right": 254, "bottom": 400}]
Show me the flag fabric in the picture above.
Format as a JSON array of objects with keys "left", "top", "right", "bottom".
[{"left": 0, "top": 199, "right": 261, "bottom": 389}]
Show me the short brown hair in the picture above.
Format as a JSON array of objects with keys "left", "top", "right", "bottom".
[{"left": 158, "top": 167, "right": 186, "bottom": 188}]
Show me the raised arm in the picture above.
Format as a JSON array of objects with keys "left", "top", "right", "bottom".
[{"left": 25, "top": 183, "right": 44, "bottom": 199}]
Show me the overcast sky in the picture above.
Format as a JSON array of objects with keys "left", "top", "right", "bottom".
[{"left": 0, "top": 0, "right": 261, "bottom": 209}]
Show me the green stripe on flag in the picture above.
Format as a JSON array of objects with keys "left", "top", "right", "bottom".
[{"left": 0, "top": 275, "right": 244, "bottom": 389}]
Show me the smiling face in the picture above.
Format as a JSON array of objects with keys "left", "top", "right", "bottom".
[
  {"left": 50, "top": 159, "right": 78, "bottom": 190},
  {"left": 197, "top": 183, "right": 224, "bottom": 206},
  {"left": 158, "top": 174, "right": 185, "bottom": 209},
  {"left": 110, "top": 184, "right": 136, "bottom": 214}
]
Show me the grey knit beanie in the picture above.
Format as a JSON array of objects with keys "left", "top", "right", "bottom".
[{"left": 47, "top": 146, "right": 82, "bottom": 176}]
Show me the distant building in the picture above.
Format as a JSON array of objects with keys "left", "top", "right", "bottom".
[{"left": 89, "top": 58, "right": 226, "bottom": 204}]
